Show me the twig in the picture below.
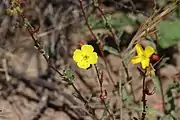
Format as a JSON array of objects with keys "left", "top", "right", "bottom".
[
  {"left": 2, "top": 59, "right": 10, "bottom": 81},
  {"left": 94, "top": 64, "right": 103, "bottom": 93},
  {"left": 26, "top": 90, "right": 48, "bottom": 120},
  {"left": 96, "top": 5, "right": 117, "bottom": 41},
  {"left": 122, "top": 61, "right": 136, "bottom": 101},
  {"left": 78, "top": 0, "right": 116, "bottom": 86},
  {"left": 113, "top": 1, "right": 149, "bottom": 16},
  {"left": 78, "top": 0, "right": 97, "bottom": 41},
  {"left": 158, "top": 73, "right": 166, "bottom": 113},
  {"left": 141, "top": 69, "right": 147, "bottom": 120},
  {"left": 18, "top": 13, "right": 99, "bottom": 119},
  {"left": 118, "top": 76, "right": 123, "bottom": 120},
  {"left": 102, "top": 99, "right": 114, "bottom": 120},
  {"left": 94, "top": 65, "right": 114, "bottom": 120},
  {"left": 71, "top": 83, "right": 88, "bottom": 104}
]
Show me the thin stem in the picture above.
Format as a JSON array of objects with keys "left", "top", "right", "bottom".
[
  {"left": 78, "top": 0, "right": 115, "bottom": 86},
  {"left": 94, "top": 64, "right": 103, "bottom": 93},
  {"left": 94, "top": 65, "right": 114, "bottom": 120},
  {"left": 104, "top": 59, "right": 116, "bottom": 86},
  {"left": 71, "top": 83, "right": 98, "bottom": 120},
  {"left": 20, "top": 13, "right": 99, "bottom": 119},
  {"left": 97, "top": 6, "right": 116, "bottom": 40},
  {"left": 20, "top": 14, "right": 64, "bottom": 77},
  {"left": 96, "top": 1, "right": 122, "bottom": 55},
  {"left": 71, "top": 83, "right": 88, "bottom": 104},
  {"left": 112, "top": 1, "right": 149, "bottom": 16},
  {"left": 118, "top": 74, "right": 123, "bottom": 120},
  {"left": 122, "top": 61, "right": 137, "bottom": 102},
  {"left": 158, "top": 72, "right": 166, "bottom": 113},
  {"left": 102, "top": 100, "right": 115, "bottom": 120},
  {"left": 78, "top": 0, "right": 97, "bottom": 41},
  {"left": 141, "top": 69, "right": 147, "bottom": 120}
]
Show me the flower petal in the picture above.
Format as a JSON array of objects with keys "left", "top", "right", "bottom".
[
  {"left": 88, "top": 52, "right": 98, "bottom": 64},
  {"left": 141, "top": 58, "right": 150, "bottom": 69},
  {"left": 77, "top": 61, "right": 90, "bottom": 69},
  {"left": 73, "top": 49, "right": 83, "bottom": 62},
  {"left": 144, "top": 46, "right": 155, "bottom": 58},
  {"left": 81, "top": 45, "right": 94, "bottom": 53},
  {"left": 131, "top": 56, "right": 142, "bottom": 64},
  {"left": 135, "top": 44, "right": 144, "bottom": 56}
]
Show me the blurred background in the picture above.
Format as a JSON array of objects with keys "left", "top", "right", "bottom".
[{"left": 0, "top": 0, "right": 180, "bottom": 120}]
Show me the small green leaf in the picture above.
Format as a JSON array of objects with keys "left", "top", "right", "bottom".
[
  {"left": 103, "top": 45, "right": 119, "bottom": 55},
  {"left": 89, "top": 13, "right": 136, "bottom": 30},
  {"left": 152, "top": 76, "right": 161, "bottom": 94},
  {"left": 122, "top": 88, "right": 132, "bottom": 104},
  {"left": 157, "top": 20, "right": 180, "bottom": 48},
  {"left": 63, "top": 66, "right": 75, "bottom": 83}
]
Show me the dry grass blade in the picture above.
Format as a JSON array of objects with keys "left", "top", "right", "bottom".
[{"left": 124, "top": 1, "right": 180, "bottom": 57}]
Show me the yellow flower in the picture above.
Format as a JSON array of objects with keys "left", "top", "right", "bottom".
[
  {"left": 7, "top": 0, "right": 23, "bottom": 16},
  {"left": 73, "top": 45, "right": 98, "bottom": 69},
  {"left": 131, "top": 44, "right": 155, "bottom": 69},
  {"left": 7, "top": 6, "right": 22, "bottom": 15}
]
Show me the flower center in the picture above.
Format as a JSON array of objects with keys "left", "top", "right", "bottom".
[
  {"left": 141, "top": 55, "right": 147, "bottom": 59},
  {"left": 83, "top": 55, "right": 89, "bottom": 60}
]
